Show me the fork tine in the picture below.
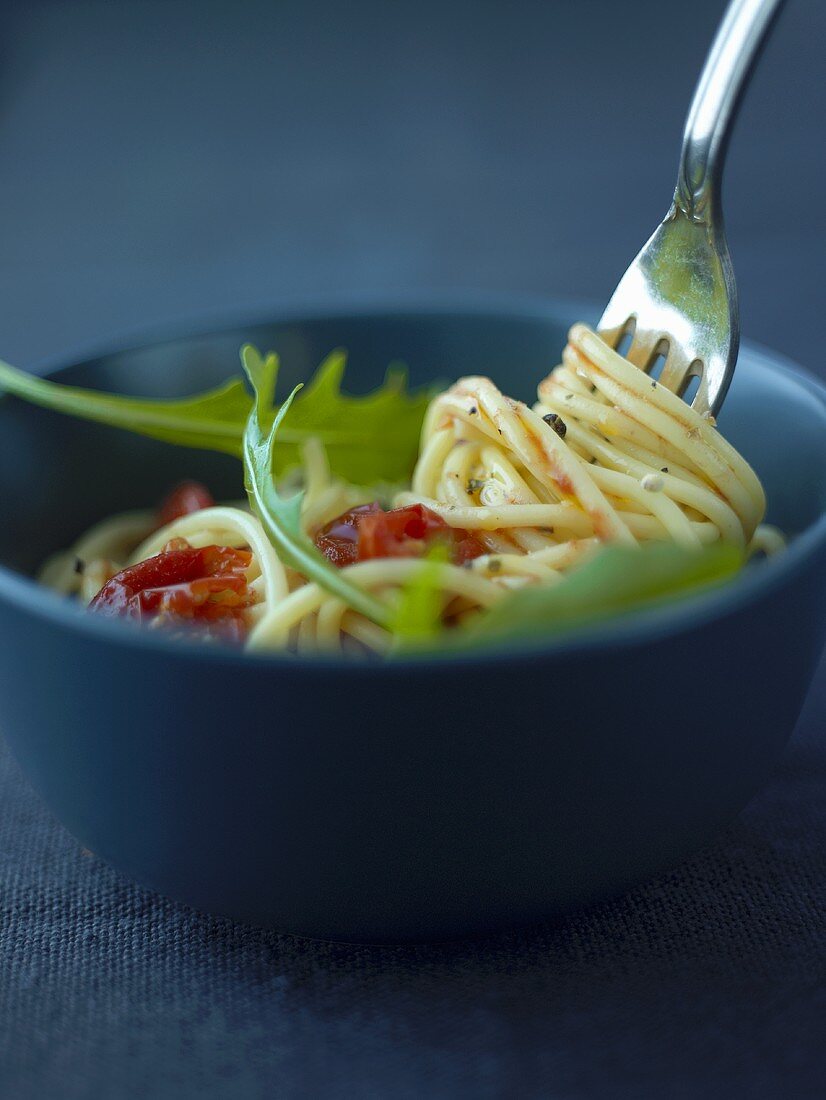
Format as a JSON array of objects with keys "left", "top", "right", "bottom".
[
  {"left": 658, "top": 350, "right": 697, "bottom": 396},
  {"left": 598, "top": 316, "right": 633, "bottom": 353},
  {"left": 624, "top": 331, "right": 662, "bottom": 373}
]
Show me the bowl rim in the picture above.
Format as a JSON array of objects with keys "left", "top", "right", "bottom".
[{"left": 1, "top": 292, "right": 825, "bottom": 674}]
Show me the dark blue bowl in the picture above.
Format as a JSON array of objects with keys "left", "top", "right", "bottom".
[{"left": 1, "top": 297, "right": 825, "bottom": 942}]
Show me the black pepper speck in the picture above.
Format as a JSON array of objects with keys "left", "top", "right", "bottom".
[{"left": 542, "top": 412, "right": 567, "bottom": 439}]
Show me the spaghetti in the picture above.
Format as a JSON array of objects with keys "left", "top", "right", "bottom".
[{"left": 42, "top": 325, "right": 781, "bottom": 654}]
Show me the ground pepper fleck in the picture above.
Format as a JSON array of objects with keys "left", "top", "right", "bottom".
[{"left": 543, "top": 412, "right": 567, "bottom": 439}]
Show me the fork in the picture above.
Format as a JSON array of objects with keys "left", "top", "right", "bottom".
[{"left": 597, "top": 0, "right": 786, "bottom": 418}]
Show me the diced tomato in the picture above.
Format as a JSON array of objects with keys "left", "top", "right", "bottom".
[
  {"left": 89, "top": 542, "right": 252, "bottom": 641},
  {"left": 454, "top": 535, "right": 486, "bottom": 565},
  {"left": 358, "top": 503, "right": 453, "bottom": 561},
  {"left": 315, "top": 502, "right": 486, "bottom": 567},
  {"left": 314, "top": 502, "right": 382, "bottom": 567},
  {"left": 157, "top": 480, "right": 215, "bottom": 528}
]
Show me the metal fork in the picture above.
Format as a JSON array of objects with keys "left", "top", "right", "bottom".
[{"left": 598, "top": 0, "right": 786, "bottom": 418}]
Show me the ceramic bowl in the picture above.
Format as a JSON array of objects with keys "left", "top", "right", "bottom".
[{"left": 1, "top": 298, "right": 824, "bottom": 941}]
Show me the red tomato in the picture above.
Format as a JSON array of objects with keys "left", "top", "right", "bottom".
[
  {"left": 157, "top": 481, "right": 215, "bottom": 528},
  {"left": 315, "top": 502, "right": 486, "bottom": 567},
  {"left": 358, "top": 503, "right": 452, "bottom": 560},
  {"left": 89, "top": 543, "right": 252, "bottom": 641},
  {"left": 314, "top": 502, "right": 382, "bottom": 567},
  {"left": 453, "top": 535, "right": 486, "bottom": 565}
]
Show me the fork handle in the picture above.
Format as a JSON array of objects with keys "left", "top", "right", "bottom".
[{"left": 675, "top": 0, "right": 786, "bottom": 223}]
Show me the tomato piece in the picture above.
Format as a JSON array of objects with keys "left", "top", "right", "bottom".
[
  {"left": 315, "top": 502, "right": 486, "bottom": 567},
  {"left": 157, "top": 480, "right": 215, "bottom": 528},
  {"left": 314, "top": 502, "right": 382, "bottom": 567},
  {"left": 358, "top": 503, "right": 451, "bottom": 561},
  {"left": 453, "top": 534, "right": 486, "bottom": 564},
  {"left": 89, "top": 542, "right": 252, "bottom": 641}
]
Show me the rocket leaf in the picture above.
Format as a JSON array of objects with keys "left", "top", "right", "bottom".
[
  {"left": 464, "top": 541, "right": 744, "bottom": 648},
  {"left": 0, "top": 347, "right": 432, "bottom": 483},
  {"left": 240, "top": 347, "right": 392, "bottom": 630}
]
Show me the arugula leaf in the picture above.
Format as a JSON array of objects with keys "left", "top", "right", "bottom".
[
  {"left": 241, "top": 347, "right": 432, "bottom": 484},
  {"left": 390, "top": 543, "right": 449, "bottom": 647},
  {"left": 0, "top": 358, "right": 249, "bottom": 455},
  {"left": 0, "top": 347, "right": 432, "bottom": 482},
  {"left": 240, "top": 347, "right": 392, "bottom": 630},
  {"left": 466, "top": 541, "right": 743, "bottom": 647}
]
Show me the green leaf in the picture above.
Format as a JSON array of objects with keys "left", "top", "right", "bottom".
[
  {"left": 467, "top": 541, "right": 744, "bottom": 646},
  {"left": 0, "top": 358, "right": 249, "bottom": 455},
  {"left": 390, "top": 542, "right": 449, "bottom": 647},
  {"left": 240, "top": 348, "right": 392, "bottom": 631},
  {"left": 247, "top": 345, "right": 432, "bottom": 484},
  {"left": 0, "top": 347, "right": 433, "bottom": 482}
]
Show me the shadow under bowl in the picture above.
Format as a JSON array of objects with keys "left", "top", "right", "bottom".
[{"left": 0, "top": 296, "right": 825, "bottom": 942}]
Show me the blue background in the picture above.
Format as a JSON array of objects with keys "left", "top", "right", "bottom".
[
  {"left": 1, "top": 0, "right": 824, "bottom": 374},
  {"left": 0, "top": 1, "right": 824, "bottom": 1096}
]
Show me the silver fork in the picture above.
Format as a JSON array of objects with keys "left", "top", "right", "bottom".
[{"left": 598, "top": 0, "right": 786, "bottom": 418}]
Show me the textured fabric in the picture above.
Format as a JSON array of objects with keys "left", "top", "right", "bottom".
[{"left": 1, "top": 662, "right": 824, "bottom": 1099}]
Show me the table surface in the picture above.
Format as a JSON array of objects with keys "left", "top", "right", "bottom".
[{"left": 0, "top": 1, "right": 824, "bottom": 1096}]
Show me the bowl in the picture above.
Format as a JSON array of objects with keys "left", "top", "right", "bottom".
[{"left": 0, "top": 297, "right": 825, "bottom": 942}]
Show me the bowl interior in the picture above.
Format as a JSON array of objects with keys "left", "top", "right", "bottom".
[{"left": 1, "top": 302, "right": 825, "bottom": 577}]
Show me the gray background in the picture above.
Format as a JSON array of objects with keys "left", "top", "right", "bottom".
[
  {"left": 0, "top": 0, "right": 824, "bottom": 375},
  {"left": 0, "top": 2, "right": 824, "bottom": 1098}
]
